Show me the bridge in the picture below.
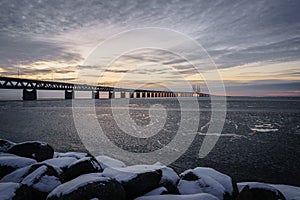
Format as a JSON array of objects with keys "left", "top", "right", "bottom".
[{"left": 0, "top": 76, "right": 209, "bottom": 100}]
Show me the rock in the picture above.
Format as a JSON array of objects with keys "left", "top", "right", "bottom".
[
  {"left": 95, "top": 155, "right": 126, "bottom": 169},
  {"left": 154, "top": 162, "right": 180, "bottom": 194},
  {"left": 7, "top": 141, "right": 54, "bottom": 162},
  {"left": 135, "top": 193, "right": 219, "bottom": 200},
  {"left": 0, "top": 182, "right": 33, "bottom": 200},
  {"left": 21, "top": 165, "right": 63, "bottom": 200},
  {"left": 54, "top": 152, "right": 90, "bottom": 160},
  {"left": 102, "top": 165, "right": 163, "bottom": 199},
  {"left": 270, "top": 184, "right": 300, "bottom": 200},
  {"left": 177, "top": 167, "right": 235, "bottom": 200},
  {"left": 237, "top": 183, "right": 286, "bottom": 200},
  {"left": 1, "top": 163, "right": 62, "bottom": 183},
  {"left": 0, "top": 156, "right": 36, "bottom": 179},
  {"left": 63, "top": 157, "right": 103, "bottom": 181},
  {"left": 46, "top": 173, "right": 126, "bottom": 200},
  {"left": 0, "top": 152, "right": 19, "bottom": 157},
  {"left": 0, "top": 139, "right": 15, "bottom": 152},
  {"left": 42, "top": 157, "right": 78, "bottom": 172},
  {"left": 185, "top": 167, "right": 239, "bottom": 199},
  {"left": 143, "top": 186, "right": 168, "bottom": 196}
]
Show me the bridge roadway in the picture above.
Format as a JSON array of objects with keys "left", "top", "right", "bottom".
[{"left": 0, "top": 76, "right": 209, "bottom": 100}]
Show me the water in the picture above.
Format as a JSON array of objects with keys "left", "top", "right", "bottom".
[{"left": 0, "top": 97, "right": 299, "bottom": 186}]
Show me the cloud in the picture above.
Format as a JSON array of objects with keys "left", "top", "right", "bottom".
[
  {"left": 0, "top": 34, "right": 82, "bottom": 67},
  {"left": 212, "top": 37, "right": 300, "bottom": 68},
  {"left": 0, "top": 0, "right": 299, "bottom": 95}
]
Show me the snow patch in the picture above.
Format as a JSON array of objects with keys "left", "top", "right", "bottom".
[
  {"left": 55, "top": 152, "right": 88, "bottom": 159},
  {"left": 135, "top": 193, "right": 219, "bottom": 200},
  {"left": 0, "top": 156, "right": 36, "bottom": 168},
  {"left": 95, "top": 155, "right": 126, "bottom": 169},
  {"left": 178, "top": 174, "right": 225, "bottom": 200},
  {"left": 47, "top": 173, "right": 109, "bottom": 197},
  {"left": 21, "top": 165, "right": 61, "bottom": 192},
  {"left": 103, "top": 164, "right": 164, "bottom": 182},
  {"left": 143, "top": 187, "right": 167, "bottom": 196},
  {"left": 191, "top": 167, "right": 233, "bottom": 194},
  {"left": 42, "top": 157, "right": 77, "bottom": 169},
  {"left": 0, "top": 182, "right": 21, "bottom": 200}
]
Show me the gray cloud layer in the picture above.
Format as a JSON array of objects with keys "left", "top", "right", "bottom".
[
  {"left": 1, "top": 0, "right": 299, "bottom": 66},
  {"left": 0, "top": 0, "right": 299, "bottom": 94}
]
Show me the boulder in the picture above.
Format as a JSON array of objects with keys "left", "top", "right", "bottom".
[
  {"left": 54, "top": 152, "right": 90, "bottom": 160},
  {"left": 0, "top": 139, "right": 15, "bottom": 152},
  {"left": 0, "top": 156, "right": 36, "bottom": 179},
  {"left": 143, "top": 186, "right": 168, "bottom": 196},
  {"left": 95, "top": 155, "right": 126, "bottom": 169},
  {"left": 102, "top": 165, "right": 163, "bottom": 199},
  {"left": 177, "top": 167, "right": 237, "bottom": 200},
  {"left": 63, "top": 157, "right": 103, "bottom": 181},
  {"left": 46, "top": 173, "right": 126, "bottom": 200},
  {"left": 0, "top": 182, "right": 33, "bottom": 200},
  {"left": 42, "top": 157, "right": 78, "bottom": 172},
  {"left": 1, "top": 163, "right": 62, "bottom": 183},
  {"left": 135, "top": 193, "right": 219, "bottom": 200},
  {"left": 187, "top": 167, "right": 238, "bottom": 199},
  {"left": 21, "top": 165, "right": 63, "bottom": 200},
  {"left": 237, "top": 183, "right": 286, "bottom": 200},
  {"left": 7, "top": 141, "right": 54, "bottom": 162},
  {"left": 154, "top": 163, "right": 180, "bottom": 194}
]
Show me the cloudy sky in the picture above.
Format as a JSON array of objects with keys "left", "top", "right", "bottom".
[{"left": 0, "top": 0, "right": 299, "bottom": 96}]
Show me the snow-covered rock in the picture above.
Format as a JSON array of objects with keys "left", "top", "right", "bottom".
[
  {"left": 42, "top": 157, "right": 78, "bottom": 171},
  {"left": 1, "top": 163, "right": 61, "bottom": 183},
  {"left": 135, "top": 193, "right": 219, "bottom": 200},
  {"left": 238, "top": 182, "right": 300, "bottom": 200},
  {"left": 21, "top": 165, "right": 62, "bottom": 199},
  {"left": 177, "top": 167, "right": 237, "bottom": 200},
  {"left": 237, "top": 182, "right": 286, "bottom": 200},
  {"left": 271, "top": 184, "right": 300, "bottom": 200},
  {"left": 189, "top": 167, "right": 238, "bottom": 198},
  {"left": 95, "top": 155, "right": 126, "bottom": 169},
  {"left": 0, "top": 139, "right": 15, "bottom": 152},
  {"left": 0, "top": 182, "right": 33, "bottom": 200},
  {"left": 143, "top": 186, "right": 168, "bottom": 196},
  {"left": 0, "top": 152, "right": 19, "bottom": 157},
  {"left": 6, "top": 141, "right": 54, "bottom": 162},
  {"left": 0, "top": 156, "right": 36, "bottom": 179},
  {"left": 46, "top": 173, "right": 126, "bottom": 200},
  {"left": 54, "top": 152, "right": 90, "bottom": 160},
  {"left": 102, "top": 165, "right": 163, "bottom": 199},
  {"left": 153, "top": 162, "right": 180, "bottom": 194},
  {"left": 63, "top": 157, "right": 103, "bottom": 181}
]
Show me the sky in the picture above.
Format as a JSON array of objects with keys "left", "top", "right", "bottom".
[{"left": 0, "top": 0, "right": 299, "bottom": 96}]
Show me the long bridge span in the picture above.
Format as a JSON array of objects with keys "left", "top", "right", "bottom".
[{"left": 0, "top": 76, "right": 209, "bottom": 100}]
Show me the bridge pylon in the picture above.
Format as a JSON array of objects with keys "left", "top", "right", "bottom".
[{"left": 23, "top": 89, "right": 37, "bottom": 100}]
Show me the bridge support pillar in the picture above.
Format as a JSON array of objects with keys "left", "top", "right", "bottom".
[
  {"left": 142, "top": 92, "right": 146, "bottom": 98},
  {"left": 121, "top": 92, "right": 126, "bottom": 98},
  {"left": 65, "top": 90, "right": 74, "bottom": 99},
  {"left": 130, "top": 92, "right": 134, "bottom": 98},
  {"left": 136, "top": 92, "right": 140, "bottom": 98},
  {"left": 92, "top": 91, "right": 99, "bottom": 99},
  {"left": 23, "top": 89, "right": 37, "bottom": 100},
  {"left": 109, "top": 91, "right": 114, "bottom": 99}
]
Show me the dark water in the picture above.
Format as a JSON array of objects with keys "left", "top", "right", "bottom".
[{"left": 0, "top": 97, "right": 299, "bottom": 186}]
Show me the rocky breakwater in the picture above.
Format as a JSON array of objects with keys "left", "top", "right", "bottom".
[{"left": 0, "top": 139, "right": 299, "bottom": 200}]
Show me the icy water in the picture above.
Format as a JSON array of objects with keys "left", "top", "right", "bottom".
[{"left": 0, "top": 97, "right": 299, "bottom": 186}]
